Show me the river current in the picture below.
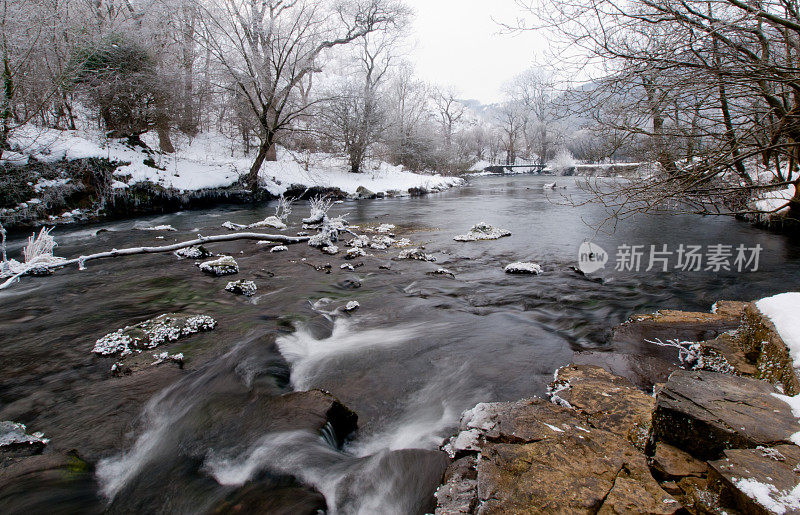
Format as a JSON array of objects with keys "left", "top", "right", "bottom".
[{"left": 2, "top": 175, "right": 799, "bottom": 513}]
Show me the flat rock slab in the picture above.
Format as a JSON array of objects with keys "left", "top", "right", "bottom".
[
  {"left": 615, "top": 309, "right": 742, "bottom": 346},
  {"left": 709, "top": 445, "right": 800, "bottom": 515},
  {"left": 653, "top": 369, "right": 800, "bottom": 460},
  {"left": 439, "top": 398, "right": 677, "bottom": 514},
  {"left": 549, "top": 364, "right": 655, "bottom": 451},
  {"left": 572, "top": 350, "right": 679, "bottom": 391},
  {"left": 651, "top": 442, "right": 708, "bottom": 481}
]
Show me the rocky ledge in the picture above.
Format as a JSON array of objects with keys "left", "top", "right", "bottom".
[{"left": 436, "top": 298, "right": 800, "bottom": 514}]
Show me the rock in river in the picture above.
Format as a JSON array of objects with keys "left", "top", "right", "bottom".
[
  {"left": 652, "top": 369, "right": 800, "bottom": 460},
  {"left": 548, "top": 364, "right": 655, "bottom": 451},
  {"left": 437, "top": 398, "right": 677, "bottom": 514}
]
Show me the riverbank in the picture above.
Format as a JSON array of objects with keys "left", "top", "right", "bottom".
[
  {"left": 0, "top": 126, "right": 464, "bottom": 230},
  {"left": 434, "top": 295, "right": 800, "bottom": 513}
]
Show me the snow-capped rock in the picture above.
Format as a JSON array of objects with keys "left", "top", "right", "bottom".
[
  {"left": 398, "top": 248, "right": 436, "bottom": 262},
  {"left": 92, "top": 314, "right": 217, "bottom": 356},
  {"left": 225, "top": 279, "right": 257, "bottom": 296},
  {"left": 454, "top": 222, "right": 511, "bottom": 242},
  {"left": 174, "top": 245, "right": 212, "bottom": 259},
  {"left": 504, "top": 262, "right": 542, "bottom": 275},
  {"left": 199, "top": 255, "right": 239, "bottom": 276}
]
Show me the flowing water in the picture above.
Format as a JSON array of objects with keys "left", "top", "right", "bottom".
[{"left": 2, "top": 175, "right": 800, "bottom": 513}]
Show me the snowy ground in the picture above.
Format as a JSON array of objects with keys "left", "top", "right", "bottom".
[
  {"left": 2, "top": 125, "right": 464, "bottom": 197},
  {"left": 757, "top": 292, "right": 800, "bottom": 370}
]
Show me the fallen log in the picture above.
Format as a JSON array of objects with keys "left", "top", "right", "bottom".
[{"left": 0, "top": 232, "right": 309, "bottom": 291}]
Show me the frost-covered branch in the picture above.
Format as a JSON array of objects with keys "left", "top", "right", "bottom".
[
  {"left": 0, "top": 232, "right": 310, "bottom": 291},
  {"left": 1, "top": 227, "right": 66, "bottom": 279},
  {"left": 303, "top": 195, "right": 334, "bottom": 225},
  {"left": 646, "top": 338, "right": 701, "bottom": 367},
  {"left": 275, "top": 195, "right": 293, "bottom": 222}
]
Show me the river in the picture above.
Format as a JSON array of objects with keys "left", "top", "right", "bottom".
[{"left": 1, "top": 174, "right": 799, "bottom": 513}]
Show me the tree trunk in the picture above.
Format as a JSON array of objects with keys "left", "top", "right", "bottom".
[
  {"left": 249, "top": 140, "right": 271, "bottom": 191},
  {"left": 156, "top": 121, "right": 175, "bottom": 154},
  {"left": 266, "top": 142, "right": 277, "bottom": 161}
]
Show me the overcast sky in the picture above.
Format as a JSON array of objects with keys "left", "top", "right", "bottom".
[{"left": 403, "top": 0, "right": 545, "bottom": 105}]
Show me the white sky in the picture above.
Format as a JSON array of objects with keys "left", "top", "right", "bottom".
[{"left": 403, "top": 0, "right": 547, "bottom": 104}]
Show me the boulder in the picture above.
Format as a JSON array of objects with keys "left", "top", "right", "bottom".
[
  {"left": 571, "top": 350, "right": 680, "bottom": 391},
  {"left": 438, "top": 398, "right": 677, "bottom": 514},
  {"left": 652, "top": 369, "right": 800, "bottom": 460},
  {"left": 91, "top": 313, "right": 217, "bottom": 356},
  {"left": 224, "top": 280, "right": 257, "bottom": 296},
  {"left": 453, "top": 223, "right": 511, "bottom": 242},
  {"left": 549, "top": 364, "right": 655, "bottom": 451},
  {"left": 708, "top": 445, "right": 800, "bottom": 515},
  {"left": 503, "top": 262, "right": 542, "bottom": 275},
  {"left": 198, "top": 255, "right": 239, "bottom": 276},
  {"left": 109, "top": 389, "right": 358, "bottom": 512},
  {"left": 355, "top": 186, "right": 377, "bottom": 199},
  {"left": 0, "top": 421, "right": 47, "bottom": 458},
  {"left": 212, "top": 484, "right": 326, "bottom": 515},
  {"left": 0, "top": 452, "right": 103, "bottom": 513},
  {"left": 476, "top": 430, "right": 677, "bottom": 514}
]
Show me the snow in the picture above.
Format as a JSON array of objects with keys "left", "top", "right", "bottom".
[
  {"left": 504, "top": 262, "right": 543, "bottom": 275},
  {"left": 2, "top": 125, "right": 465, "bottom": 196},
  {"left": 543, "top": 423, "right": 565, "bottom": 433},
  {"left": 453, "top": 222, "right": 511, "bottom": 242},
  {"left": 752, "top": 185, "right": 796, "bottom": 215},
  {"left": 733, "top": 477, "right": 800, "bottom": 514},
  {"left": 0, "top": 421, "right": 49, "bottom": 447},
  {"left": 344, "top": 301, "right": 360, "bottom": 312},
  {"left": 757, "top": 293, "right": 800, "bottom": 370},
  {"left": 468, "top": 159, "right": 493, "bottom": 172},
  {"left": 270, "top": 245, "right": 288, "bottom": 253}
]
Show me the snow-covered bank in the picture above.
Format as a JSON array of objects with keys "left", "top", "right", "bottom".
[
  {"left": 0, "top": 126, "right": 464, "bottom": 227},
  {"left": 3, "top": 125, "right": 463, "bottom": 196}
]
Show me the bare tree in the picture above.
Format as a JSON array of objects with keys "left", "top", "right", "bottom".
[
  {"left": 496, "top": 101, "right": 525, "bottom": 165},
  {"left": 507, "top": 69, "right": 561, "bottom": 165},
  {"left": 432, "top": 86, "right": 465, "bottom": 153},
  {"left": 322, "top": 16, "right": 408, "bottom": 173},
  {"left": 515, "top": 0, "right": 800, "bottom": 222},
  {"left": 196, "top": 0, "right": 404, "bottom": 191}
]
